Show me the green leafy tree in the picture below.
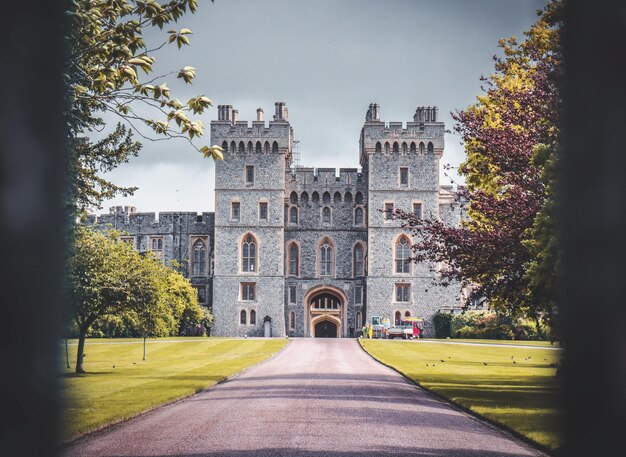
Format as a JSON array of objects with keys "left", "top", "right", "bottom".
[
  {"left": 65, "top": 0, "right": 223, "bottom": 211},
  {"left": 66, "top": 226, "right": 209, "bottom": 372}
]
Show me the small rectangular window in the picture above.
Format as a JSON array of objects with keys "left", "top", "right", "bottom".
[
  {"left": 245, "top": 165, "right": 254, "bottom": 185},
  {"left": 355, "top": 286, "right": 363, "bottom": 305},
  {"left": 400, "top": 167, "right": 408, "bottom": 185},
  {"left": 195, "top": 286, "right": 206, "bottom": 304},
  {"left": 259, "top": 202, "right": 268, "bottom": 221},
  {"left": 384, "top": 203, "right": 394, "bottom": 221},
  {"left": 395, "top": 284, "right": 410, "bottom": 302},
  {"left": 231, "top": 202, "right": 240, "bottom": 222},
  {"left": 289, "top": 285, "right": 296, "bottom": 304},
  {"left": 413, "top": 203, "right": 422, "bottom": 219},
  {"left": 241, "top": 282, "right": 256, "bottom": 301}
]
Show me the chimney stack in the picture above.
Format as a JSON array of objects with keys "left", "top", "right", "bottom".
[
  {"left": 231, "top": 109, "right": 239, "bottom": 124},
  {"left": 256, "top": 108, "right": 264, "bottom": 121}
]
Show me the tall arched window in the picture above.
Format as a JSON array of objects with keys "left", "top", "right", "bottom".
[
  {"left": 322, "top": 207, "right": 331, "bottom": 224},
  {"left": 272, "top": 141, "right": 278, "bottom": 153},
  {"left": 312, "top": 191, "right": 319, "bottom": 205},
  {"left": 356, "top": 311, "right": 362, "bottom": 329},
  {"left": 392, "top": 142, "right": 399, "bottom": 153},
  {"left": 288, "top": 242, "right": 299, "bottom": 276},
  {"left": 395, "top": 236, "right": 411, "bottom": 273},
  {"left": 290, "top": 191, "right": 298, "bottom": 204},
  {"left": 240, "top": 310, "right": 247, "bottom": 325},
  {"left": 402, "top": 142, "right": 407, "bottom": 154},
  {"left": 231, "top": 141, "right": 236, "bottom": 153},
  {"left": 222, "top": 141, "right": 228, "bottom": 153},
  {"left": 301, "top": 192, "right": 309, "bottom": 204},
  {"left": 264, "top": 141, "right": 270, "bottom": 154},
  {"left": 410, "top": 142, "right": 416, "bottom": 153},
  {"left": 323, "top": 192, "right": 330, "bottom": 205},
  {"left": 289, "top": 206, "right": 298, "bottom": 224},
  {"left": 333, "top": 192, "right": 341, "bottom": 205},
  {"left": 290, "top": 311, "right": 296, "bottom": 330},
  {"left": 427, "top": 142, "right": 434, "bottom": 153},
  {"left": 384, "top": 142, "right": 390, "bottom": 154},
  {"left": 192, "top": 239, "right": 206, "bottom": 276},
  {"left": 319, "top": 238, "right": 333, "bottom": 276},
  {"left": 247, "top": 141, "right": 253, "bottom": 154},
  {"left": 375, "top": 142, "right": 381, "bottom": 153},
  {"left": 353, "top": 243, "right": 364, "bottom": 277},
  {"left": 395, "top": 311, "right": 401, "bottom": 326},
  {"left": 355, "top": 192, "right": 363, "bottom": 205},
  {"left": 242, "top": 234, "right": 257, "bottom": 272},
  {"left": 354, "top": 207, "right": 363, "bottom": 225},
  {"left": 419, "top": 142, "right": 425, "bottom": 154},
  {"left": 250, "top": 310, "right": 256, "bottom": 325},
  {"left": 255, "top": 142, "right": 262, "bottom": 154},
  {"left": 345, "top": 192, "right": 352, "bottom": 205}
]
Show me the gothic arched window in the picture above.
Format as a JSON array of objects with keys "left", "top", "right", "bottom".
[
  {"left": 427, "top": 141, "right": 434, "bottom": 153},
  {"left": 242, "top": 234, "right": 257, "bottom": 272},
  {"left": 272, "top": 141, "right": 278, "bottom": 153},
  {"left": 395, "top": 311, "right": 401, "bottom": 326},
  {"left": 290, "top": 311, "right": 296, "bottom": 330},
  {"left": 319, "top": 238, "right": 333, "bottom": 276},
  {"left": 192, "top": 239, "right": 206, "bottom": 276},
  {"left": 354, "top": 207, "right": 363, "bottom": 225},
  {"left": 288, "top": 242, "right": 299, "bottom": 276},
  {"left": 240, "top": 310, "right": 247, "bottom": 325},
  {"left": 392, "top": 142, "right": 399, "bottom": 153},
  {"left": 384, "top": 142, "right": 390, "bottom": 154},
  {"left": 353, "top": 243, "right": 364, "bottom": 277},
  {"left": 395, "top": 236, "right": 411, "bottom": 274},
  {"left": 222, "top": 141, "right": 228, "bottom": 153},
  {"left": 355, "top": 192, "right": 363, "bottom": 205},
  {"left": 375, "top": 142, "right": 381, "bottom": 153},
  {"left": 419, "top": 142, "right": 425, "bottom": 154},
  {"left": 322, "top": 207, "right": 331, "bottom": 224},
  {"left": 250, "top": 310, "right": 256, "bottom": 325},
  {"left": 402, "top": 142, "right": 407, "bottom": 154},
  {"left": 290, "top": 207, "right": 298, "bottom": 224},
  {"left": 410, "top": 142, "right": 416, "bottom": 153},
  {"left": 231, "top": 141, "right": 236, "bottom": 153},
  {"left": 323, "top": 192, "right": 330, "bottom": 205}
]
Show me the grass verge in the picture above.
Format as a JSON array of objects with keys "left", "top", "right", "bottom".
[
  {"left": 360, "top": 339, "right": 561, "bottom": 452},
  {"left": 59, "top": 337, "right": 287, "bottom": 442}
]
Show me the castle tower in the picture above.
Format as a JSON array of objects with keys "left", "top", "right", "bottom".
[
  {"left": 210, "top": 103, "right": 293, "bottom": 336},
  {"left": 359, "top": 103, "right": 446, "bottom": 335}
]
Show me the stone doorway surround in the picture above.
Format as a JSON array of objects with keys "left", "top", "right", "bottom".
[{"left": 304, "top": 285, "right": 348, "bottom": 338}]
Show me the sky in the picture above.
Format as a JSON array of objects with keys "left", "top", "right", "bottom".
[{"left": 97, "top": 0, "right": 548, "bottom": 214}]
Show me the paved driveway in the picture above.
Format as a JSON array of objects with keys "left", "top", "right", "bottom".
[{"left": 62, "top": 339, "right": 546, "bottom": 457}]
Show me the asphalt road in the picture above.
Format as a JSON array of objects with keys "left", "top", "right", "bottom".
[{"left": 62, "top": 339, "right": 546, "bottom": 457}]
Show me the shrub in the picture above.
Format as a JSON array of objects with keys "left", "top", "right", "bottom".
[{"left": 433, "top": 313, "right": 453, "bottom": 338}]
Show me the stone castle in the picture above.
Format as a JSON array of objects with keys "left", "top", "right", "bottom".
[{"left": 87, "top": 102, "right": 463, "bottom": 338}]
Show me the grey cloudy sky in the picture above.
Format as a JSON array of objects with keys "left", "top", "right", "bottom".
[{"left": 98, "top": 0, "right": 547, "bottom": 214}]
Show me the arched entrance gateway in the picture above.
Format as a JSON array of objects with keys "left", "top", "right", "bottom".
[{"left": 305, "top": 287, "right": 346, "bottom": 338}]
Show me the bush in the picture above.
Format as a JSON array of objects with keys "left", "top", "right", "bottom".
[
  {"left": 449, "top": 311, "right": 552, "bottom": 340},
  {"left": 433, "top": 312, "right": 453, "bottom": 338}
]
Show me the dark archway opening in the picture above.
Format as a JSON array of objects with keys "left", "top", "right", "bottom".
[{"left": 315, "top": 320, "right": 337, "bottom": 338}]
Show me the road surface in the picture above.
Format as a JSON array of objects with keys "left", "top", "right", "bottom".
[{"left": 62, "top": 339, "right": 546, "bottom": 457}]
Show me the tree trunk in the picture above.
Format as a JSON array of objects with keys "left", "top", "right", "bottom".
[{"left": 75, "top": 328, "right": 87, "bottom": 373}]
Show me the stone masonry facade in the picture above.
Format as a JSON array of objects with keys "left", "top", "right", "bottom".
[{"left": 88, "top": 102, "right": 463, "bottom": 338}]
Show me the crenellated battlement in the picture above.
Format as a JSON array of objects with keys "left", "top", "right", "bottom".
[
  {"left": 359, "top": 102, "right": 445, "bottom": 165},
  {"left": 211, "top": 102, "right": 293, "bottom": 162},
  {"left": 88, "top": 209, "right": 215, "bottom": 228},
  {"left": 287, "top": 167, "right": 364, "bottom": 188}
]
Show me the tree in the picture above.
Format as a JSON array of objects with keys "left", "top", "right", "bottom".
[
  {"left": 64, "top": 0, "right": 223, "bottom": 211},
  {"left": 66, "top": 226, "right": 208, "bottom": 372},
  {"left": 396, "top": 1, "right": 563, "bottom": 327}
]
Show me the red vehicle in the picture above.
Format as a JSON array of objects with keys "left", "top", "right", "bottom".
[{"left": 387, "top": 317, "right": 424, "bottom": 339}]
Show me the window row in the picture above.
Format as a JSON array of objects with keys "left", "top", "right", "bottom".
[
  {"left": 375, "top": 141, "right": 434, "bottom": 155},
  {"left": 238, "top": 234, "right": 413, "bottom": 276},
  {"left": 286, "top": 240, "right": 367, "bottom": 277},
  {"left": 287, "top": 205, "right": 365, "bottom": 226},
  {"left": 384, "top": 202, "right": 422, "bottom": 221},
  {"left": 231, "top": 201, "right": 269, "bottom": 223},
  {"left": 221, "top": 140, "right": 279, "bottom": 156},
  {"left": 123, "top": 236, "right": 211, "bottom": 276},
  {"left": 289, "top": 191, "right": 365, "bottom": 206},
  {"left": 239, "top": 309, "right": 257, "bottom": 325}
]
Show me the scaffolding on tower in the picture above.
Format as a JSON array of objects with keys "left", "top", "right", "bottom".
[{"left": 291, "top": 139, "right": 301, "bottom": 171}]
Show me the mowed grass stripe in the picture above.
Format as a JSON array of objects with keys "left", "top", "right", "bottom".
[
  {"left": 60, "top": 338, "right": 287, "bottom": 442},
  {"left": 360, "top": 339, "right": 561, "bottom": 451}
]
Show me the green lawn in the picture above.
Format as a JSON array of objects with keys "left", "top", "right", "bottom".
[
  {"left": 421, "top": 339, "right": 560, "bottom": 347},
  {"left": 59, "top": 337, "right": 287, "bottom": 442},
  {"left": 360, "top": 339, "right": 562, "bottom": 451}
]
